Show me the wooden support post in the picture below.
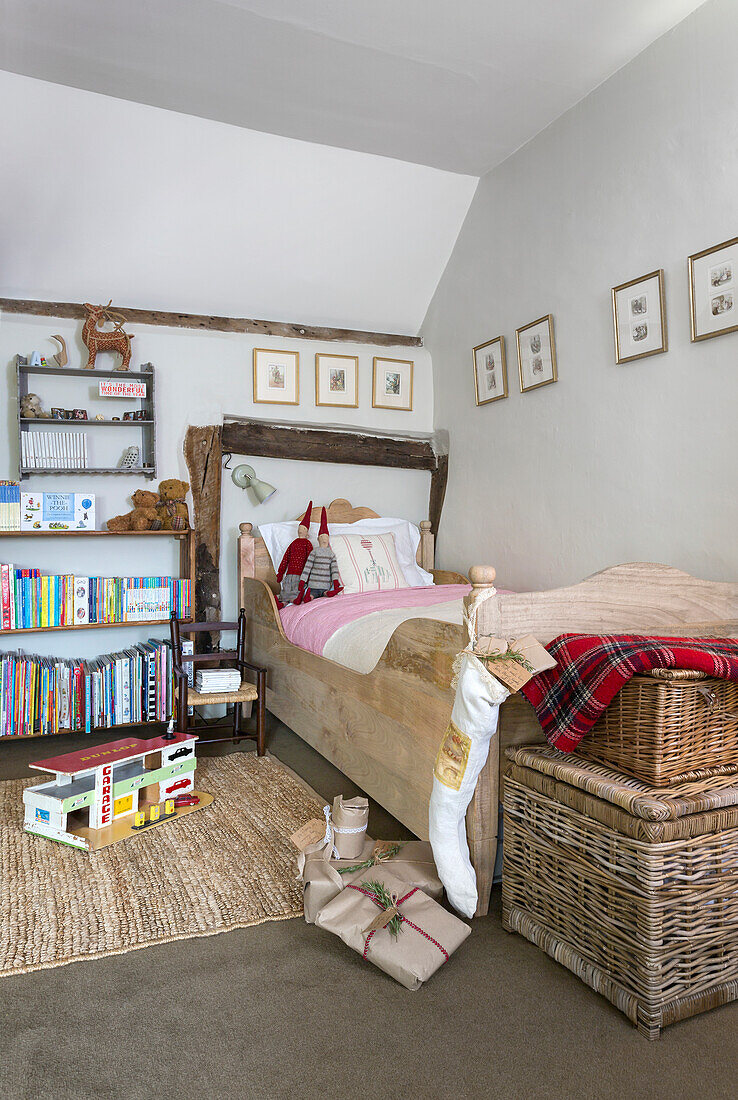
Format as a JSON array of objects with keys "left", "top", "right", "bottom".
[{"left": 183, "top": 425, "right": 222, "bottom": 652}]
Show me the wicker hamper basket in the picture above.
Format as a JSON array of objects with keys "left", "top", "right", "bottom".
[
  {"left": 502, "top": 746, "right": 738, "bottom": 1039},
  {"left": 576, "top": 668, "right": 738, "bottom": 786}
]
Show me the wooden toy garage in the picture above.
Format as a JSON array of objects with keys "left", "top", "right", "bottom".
[{"left": 23, "top": 734, "right": 212, "bottom": 851}]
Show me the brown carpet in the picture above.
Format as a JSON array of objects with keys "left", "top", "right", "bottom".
[
  {"left": 1, "top": 721, "right": 737, "bottom": 1100},
  {"left": 0, "top": 754, "right": 321, "bottom": 977}
]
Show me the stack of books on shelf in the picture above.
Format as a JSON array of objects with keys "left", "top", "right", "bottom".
[
  {"left": 0, "top": 642, "right": 173, "bottom": 737},
  {"left": 194, "top": 668, "right": 241, "bottom": 694},
  {"left": 0, "top": 566, "right": 191, "bottom": 630},
  {"left": 21, "top": 432, "right": 88, "bottom": 469},
  {"left": 0, "top": 482, "right": 21, "bottom": 531}
]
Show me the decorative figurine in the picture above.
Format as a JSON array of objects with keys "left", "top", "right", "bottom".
[
  {"left": 82, "top": 301, "right": 134, "bottom": 371},
  {"left": 296, "top": 507, "right": 343, "bottom": 603},
  {"left": 50, "top": 334, "right": 68, "bottom": 367},
  {"left": 95, "top": 413, "right": 105, "bottom": 421},
  {"left": 276, "top": 501, "right": 314, "bottom": 609},
  {"left": 20, "top": 393, "right": 51, "bottom": 419}
]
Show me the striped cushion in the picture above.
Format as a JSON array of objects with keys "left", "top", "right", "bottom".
[{"left": 330, "top": 532, "right": 407, "bottom": 594}]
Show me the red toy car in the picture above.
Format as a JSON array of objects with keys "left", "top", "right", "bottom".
[
  {"left": 173, "top": 793, "right": 200, "bottom": 808},
  {"left": 166, "top": 778, "right": 191, "bottom": 795}
]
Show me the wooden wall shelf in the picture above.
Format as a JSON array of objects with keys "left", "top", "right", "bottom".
[
  {"left": 1, "top": 618, "right": 192, "bottom": 637},
  {"left": 0, "top": 530, "right": 189, "bottom": 538},
  {"left": 18, "top": 362, "right": 155, "bottom": 381},
  {"left": 16, "top": 356, "right": 157, "bottom": 480}
]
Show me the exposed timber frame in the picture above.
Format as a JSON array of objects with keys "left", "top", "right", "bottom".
[
  {"left": 0, "top": 298, "right": 422, "bottom": 348},
  {"left": 185, "top": 417, "right": 449, "bottom": 636}
]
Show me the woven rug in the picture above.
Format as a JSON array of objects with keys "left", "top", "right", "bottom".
[{"left": 0, "top": 753, "right": 323, "bottom": 977}]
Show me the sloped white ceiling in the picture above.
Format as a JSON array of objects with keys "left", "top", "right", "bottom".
[
  {"left": 0, "top": 72, "right": 477, "bottom": 334},
  {"left": 0, "top": 0, "right": 708, "bottom": 174}
]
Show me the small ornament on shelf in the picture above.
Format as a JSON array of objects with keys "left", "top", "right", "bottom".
[
  {"left": 119, "top": 445, "right": 141, "bottom": 470},
  {"left": 20, "top": 393, "right": 51, "bottom": 419},
  {"left": 82, "top": 301, "right": 134, "bottom": 371}
]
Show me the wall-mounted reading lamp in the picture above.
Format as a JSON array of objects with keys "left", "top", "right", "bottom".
[{"left": 230, "top": 463, "right": 277, "bottom": 504}]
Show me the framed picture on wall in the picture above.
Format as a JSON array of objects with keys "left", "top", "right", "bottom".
[
  {"left": 688, "top": 236, "right": 738, "bottom": 342},
  {"left": 253, "top": 348, "right": 299, "bottom": 405},
  {"left": 516, "top": 314, "right": 557, "bottom": 392},
  {"left": 315, "top": 353, "right": 359, "bottom": 408},
  {"left": 472, "top": 336, "right": 507, "bottom": 405},
  {"left": 372, "top": 357, "right": 413, "bottom": 411},
  {"left": 611, "top": 269, "right": 667, "bottom": 363}
]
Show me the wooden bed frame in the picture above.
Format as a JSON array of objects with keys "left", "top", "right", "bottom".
[{"left": 238, "top": 499, "right": 738, "bottom": 916}]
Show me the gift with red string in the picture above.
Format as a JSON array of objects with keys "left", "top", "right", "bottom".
[{"left": 315, "top": 865, "right": 470, "bottom": 989}]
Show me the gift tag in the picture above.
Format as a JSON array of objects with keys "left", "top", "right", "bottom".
[
  {"left": 290, "top": 818, "right": 327, "bottom": 851},
  {"left": 363, "top": 905, "right": 399, "bottom": 935},
  {"left": 487, "top": 657, "right": 533, "bottom": 692}
]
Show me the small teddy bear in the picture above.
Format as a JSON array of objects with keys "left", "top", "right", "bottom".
[
  {"left": 155, "top": 479, "right": 190, "bottom": 531},
  {"left": 106, "top": 489, "right": 161, "bottom": 532},
  {"left": 20, "top": 393, "right": 51, "bottom": 419}
]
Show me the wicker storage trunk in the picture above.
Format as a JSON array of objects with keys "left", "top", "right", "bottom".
[
  {"left": 576, "top": 668, "right": 738, "bottom": 786},
  {"left": 503, "top": 746, "right": 738, "bottom": 1039}
]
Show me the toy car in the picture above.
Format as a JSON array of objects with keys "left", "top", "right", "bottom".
[
  {"left": 166, "top": 778, "right": 191, "bottom": 795},
  {"left": 173, "top": 793, "right": 200, "bottom": 807},
  {"left": 169, "top": 745, "right": 193, "bottom": 761}
]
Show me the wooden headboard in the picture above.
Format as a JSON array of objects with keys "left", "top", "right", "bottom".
[{"left": 238, "top": 497, "right": 435, "bottom": 596}]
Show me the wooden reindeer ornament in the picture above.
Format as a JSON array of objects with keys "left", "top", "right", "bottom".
[{"left": 82, "top": 301, "right": 134, "bottom": 371}]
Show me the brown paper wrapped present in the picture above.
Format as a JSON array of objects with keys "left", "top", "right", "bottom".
[
  {"left": 315, "top": 866, "right": 471, "bottom": 990},
  {"left": 331, "top": 795, "right": 369, "bottom": 858},
  {"left": 299, "top": 839, "right": 444, "bottom": 923}
]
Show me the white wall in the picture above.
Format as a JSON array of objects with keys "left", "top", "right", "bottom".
[
  {"left": 0, "top": 71, "right": 476, "bottom": 334},
  {"left": 423, "top": 0, "right": 738, "bottom": 590},
  {"left": 0, "top": 71, "right": 457, "bottom": 659},
  {"left": 0, "top": 313, "right": 433, "bottom": 657}
]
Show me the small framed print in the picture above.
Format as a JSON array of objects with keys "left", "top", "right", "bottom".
[
  {"left": 516, "top": 315, "right": 557, "bottom": 393},
  {"left": 689, "top": 236, "right": 738, "bottom": 342},
  {"left": 472, "top": 336, "right": 507, "bottom": 405},
  {"left": 372, "top": 357, "right": 413, "bottom": 411},
  {"left": 253, "top": 348, "right": 299, "bottom": 405},
  {"left": 315, "top": 353, "right": 358, "bottom": 408},
  {"left": 611, "top": 269, "right": 667, "bottom": 363}
]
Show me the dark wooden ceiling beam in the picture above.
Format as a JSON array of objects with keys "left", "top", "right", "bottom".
[
  {"left": 222, "top": 416, "right": 449, "bottom": 535},
  {"left": 0, "top": 298, "right": 423, "bottom": 348}
]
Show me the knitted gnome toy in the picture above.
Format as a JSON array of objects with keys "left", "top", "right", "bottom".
[
  {"left": 296, "top": 507, "right": 343, "bottom": 603},
  {"left": 276, "top": 501, "right": 314, "bottom": 609}
]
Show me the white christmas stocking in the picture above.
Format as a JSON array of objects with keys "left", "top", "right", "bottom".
[{"left": 429, "top": 651, "right": 509, "bottom": 918}]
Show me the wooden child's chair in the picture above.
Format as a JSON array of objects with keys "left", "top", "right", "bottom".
[{"left": 170, "top": 608, "right": 267, "bottom": 754}]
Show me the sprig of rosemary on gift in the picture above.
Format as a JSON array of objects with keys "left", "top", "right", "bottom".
[
  {"left": 482, "top": 646, "right": 534, "bottom": 673},
  {"left": 360, "top": 880, "right": 403, "bottom": 937},
  {"left": 337, "top": 842, "right": 403, "bottom": 875}
]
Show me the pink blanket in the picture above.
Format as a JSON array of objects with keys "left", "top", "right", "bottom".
[{"left": 280, "top": 584, "right": 472, "bottom": 661}]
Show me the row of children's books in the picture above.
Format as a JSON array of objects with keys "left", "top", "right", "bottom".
[
  {"left": 0, "top": 482, "right": 21, "bottom": 531},
  {"left": 0, "top": 568, "right": 191, "bottom": 630},
  {"left": 21, "top": 431, "right": 89, "bottom": 470},
  {"left": 0, "top": 641, "right": 182, "bottom": 738}
]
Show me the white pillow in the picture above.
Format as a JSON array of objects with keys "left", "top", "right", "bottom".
[
  {"left": 330, "top": 532, "right": 407, "bottom": 594},
  {"left": 258, "top": 516, "right": 433, "bottom": 587}
]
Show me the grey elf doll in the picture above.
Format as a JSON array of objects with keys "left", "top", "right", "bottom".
[{"left": 295, "top": 507, "right": 343, "bottom": 602}]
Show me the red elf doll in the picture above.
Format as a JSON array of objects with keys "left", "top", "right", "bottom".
[
  {"left": 295, "top": 507, "right": 343, "bottom": 603},
  {"left": 276, "top": 501, "right": 314, "bottom": 609}
]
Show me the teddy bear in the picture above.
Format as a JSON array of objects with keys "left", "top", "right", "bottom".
[
  {"left": 155, "top": 479, "right": 190, "bottom": 530},
  {"left": 20, "top": 393, "right": 51, "bottom": 419},
  {"left": 106, "top": 489, "right": 162, "bottom": 532}
]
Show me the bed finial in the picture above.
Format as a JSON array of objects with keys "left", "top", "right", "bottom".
[
  {"left": 468, "top": 565, "right": 496, "bottom": 589},
  {"left": 240, "top": 522, "right": 253, "bottom": 536}
]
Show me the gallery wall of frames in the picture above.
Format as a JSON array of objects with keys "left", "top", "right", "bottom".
[
  {"left": 253, "top": 349, "right": 415, "bottom": 413},
  {"left": 471, "top": 234, "right": 738, "bottom": 407}
]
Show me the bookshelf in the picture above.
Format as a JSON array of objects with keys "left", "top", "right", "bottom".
[
  {"left": 0, "top": 529, "right": 195, "bottom": 636},
  {"left": 17, "top": 356, "right": 157, "bottom": 479}
]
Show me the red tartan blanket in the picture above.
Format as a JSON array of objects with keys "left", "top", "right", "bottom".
[{"left": 520, "top": 634, "right": 738, "bottom": 752}]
